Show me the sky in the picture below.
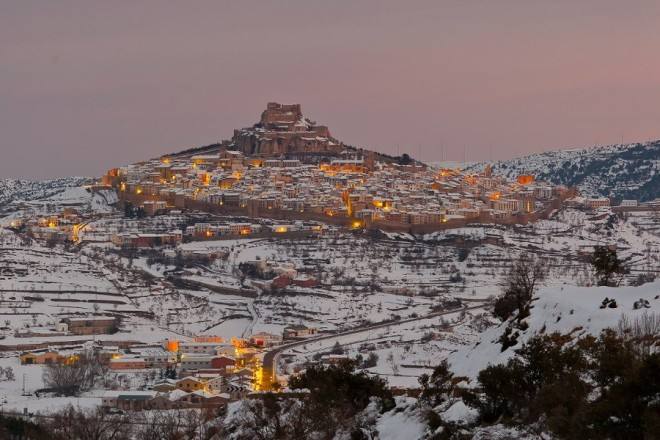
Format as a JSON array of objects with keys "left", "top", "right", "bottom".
[{"left": 2, "top": 1, "right": 660, "bottom": 179}]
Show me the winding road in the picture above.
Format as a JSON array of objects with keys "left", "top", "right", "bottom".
[{"left": 259, "top": 301, "right": 489, "bottom": 390}]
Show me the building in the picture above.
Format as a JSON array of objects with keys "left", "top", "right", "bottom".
[
  {"left": 138, "top": 349, "right": 177, "bottom": 368},
  {"left": 249, "top": 332, "right": 283, "bottom": 347},
  {"left": 101, "top": 391, "right": 158, "bottom": 411},
  {"left": 175, "top": 377, "right": 206, "bottom": 392},
  {"left": 179, "top": 341, "right": 222, "bottom": 355},
  {"left": 109, "top": 357, "right": 147, "bottom": 370},
  {"left": 61, "top": 317, "right": 117, "bottom": 335},
  {"left": 141, "top": 200, "right": 168, "bottom": 216},
  {"left": 231, "top": 103, "right": 341, "bottom": 157},
  {"left": 180, "top": 354, "right": 215, "bottom": 370},
  {"left": 174, "top": 390, "right": 230, "bottom": 408},
  {"left": 210, "top": 355, "right": 236, "bottom": 371},
  {"left": 152, "top": 379, "right": 178, "bottom": 392},
  {"left": 585, "top": 198, "right": 611, "bottom": 209},
  {"left": 20, "top": 351, "right": 63, "bottom": 365},
  {"left": 283, "top": 325, "right": 318, "bottom": 339}
]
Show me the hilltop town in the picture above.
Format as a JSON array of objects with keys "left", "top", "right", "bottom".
[
  {"left": 104, "top": 103, "right": 586, "bottom": 235},
  {"left": 0, "top": 104, "right": 658, "bottom": 438}
]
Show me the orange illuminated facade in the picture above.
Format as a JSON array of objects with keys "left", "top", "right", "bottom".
[
  {"left": 165, "top": 340, "right": 180, "bottom": 352},
  {"left": 194, "top": 336, "right": 224, "bottom": 343}
]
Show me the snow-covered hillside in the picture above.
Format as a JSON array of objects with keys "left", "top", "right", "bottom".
[
  {"left": 465, "top": 141, "right": 660, "bottom": 202},
  {"left": 0, "top": 177, "right": 94, "bottom": 206},
  {"left": 449, "top": 280, "right": 660, "bottom": 379}
]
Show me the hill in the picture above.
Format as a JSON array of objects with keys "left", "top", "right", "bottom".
[
  {"left": 162, "top": 102, "right": 421, "bottom": 166},
  {"left": 0, "top": 177, "right": 94, "bottom": 207},
  {"left": 449, "top": 280, "right": 660, "bottom": 379},
  {"left": 466, "top": 141, "right": 660, "bottom": 202}
]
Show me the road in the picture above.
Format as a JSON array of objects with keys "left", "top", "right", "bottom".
[{"left": 258, "top": 301, "right": 489, "bottom": 390}]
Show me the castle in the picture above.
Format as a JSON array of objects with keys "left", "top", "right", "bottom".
[{"left": 231, "top": 103, "right": 343, "bottom": 158}]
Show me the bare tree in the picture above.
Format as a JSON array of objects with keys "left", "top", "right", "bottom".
[
  {"left": 45, "top": 405, "right": 131, "bottom": 440},
  {"left": 43, "top": 351, "right": 108, "bottom": 396},
  {"left": 493, "top": 254, "right": 546, "bottom": 321},
  {"left": 617, "top": 312, "right": 660, "bottom": 356}
]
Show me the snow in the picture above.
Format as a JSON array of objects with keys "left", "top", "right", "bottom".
[
  {"left": 465, "top": 140, "right": 660, "bottom": 202},
  {"left": 440, "top": 400, "right": 479, "bottom": 424},
  {"left": 376, "top": 398, "right": 427, "bottom": 440},
  {"left": 0, "top": 171, "right": 658, "bottom": 423},
  {"left": 449, "top": 280, "right": 660, "bottom": 379}
]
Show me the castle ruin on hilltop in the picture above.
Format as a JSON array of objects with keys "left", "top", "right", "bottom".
[{"left": 231, "top": 102, "right": 344, "bottom": 157}]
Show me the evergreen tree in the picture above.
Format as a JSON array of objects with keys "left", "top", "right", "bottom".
[{"left": 591, "top": 246, "right": 626, "bottom": 286}]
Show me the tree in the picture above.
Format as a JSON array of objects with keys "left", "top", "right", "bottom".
[
  {"left": 0, "top": 414, "right": 49, "bottom": 440},
  {"left": 43, "top": 351, "right": 107, "bottom": 396},
  {"left": 591, "top": 246, "right": 626, "bottom": 286},
  {"left": 398, "top": 153, "right": 412, "bottom": 165},
  {"left": 225, "top": 394, "right": 311, "bottom": 440},
  {"left": 493, "top": 254, "right": 545, "bottom": 321},
  {"left": 331, "top": 341, "right": 344, "bottom": 355},
  {"left": 288, "top": 361, "right": 394, "bottom": 438},
  {"left": 363, "top": 352, "right": 379, "bottom": 368},
  {"left": 44, "top": 405, "right": 131, "bottom": 440},
  {"left": 418, "top": 360, "right": 455, "bottom": 408},
  {"left": 468, "top": 330, "right": 660, "bottom": 439}
]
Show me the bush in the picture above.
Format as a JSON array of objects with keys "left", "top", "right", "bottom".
[
  {"left": 469, "top": 330, "right": 660, "bottom": 439},
  {"left": 289, "top": 360, "right": 394, "bottom": 414},
  {"left": 363, "top": 352, "right": 379, "bottom": 368}
]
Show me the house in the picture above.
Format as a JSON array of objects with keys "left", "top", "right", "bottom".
[
  {"left": 109, "top": 357, "right": 147, "bottom": 370},
  {"left": 180, "top": 354, "right": 215, "bottom": 370},
  {"left": 321, "top": 354, "right": 350, "bottom": 365},
  {"left": 249, "top": 332, "right": 283, "bottom": 347},
  {"left": 215, "top": 344, "right": 237, "bottom": 357},
  {"left": 141, "top": 200, "right": 168, "bottom": 216},
  {"left": 175, "top": 377, "right": 206, "bottom": 392},
  {"left": 101, "top": 391, "right": 157, "bottom": 411},
  {"left": 210, "top": 355, "right": 236, "bottom": 371},
  {"left": 137, "top": 349, "right": 177, "bottom": 368},
  {"left": 585, "top": 198, "right": 611, "bottom": 209},
  {"left": 179, "top": 341, "right": 222, "bottom": 355},
  {"left": 152, "top": 379, "right": 177, "bottom": 392},
  {"left": 270, "top": 274, "right": 292, "bottom": 289},
  {"left": 620, "top": 199, "right": 638, "bottom": 207},
  {"left": 283, "top": 325, "right": 318, "bottom": 339},
  {"left": 192, "top": 336, "right": 224, "bottom": 343},
  {"left": 291, "top": 277, "right": 320, "bottom": 288},
  {"left": 20, "top": 351, "right": 62, "bottom": 365},
  {"left": 206, "top": 376, "right": 225, "bottom": 394},
  {"left": 61, "top": 316, "right": 117, "bottom": 335},
  {"left": 175, "top": 390, "right": 231, "bottom": 408},
  {"left": 231, "top": 368, "right": 254, "bottom": 381}
]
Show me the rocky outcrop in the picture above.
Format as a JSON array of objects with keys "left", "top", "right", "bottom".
[{"left": 231, "top": 102, "right": 343, "bottom": 157}]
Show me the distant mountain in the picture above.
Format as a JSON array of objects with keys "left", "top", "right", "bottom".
[
  {"left": 466, "top": 141, "right": 660, "bottom": 202},
  {"left": 0, "top": 177, "right": 93, "bottom": 207}
]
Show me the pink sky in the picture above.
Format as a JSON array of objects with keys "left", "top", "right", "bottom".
[{"left": 2, "top": 1, "right": 660, "bottom": 179}]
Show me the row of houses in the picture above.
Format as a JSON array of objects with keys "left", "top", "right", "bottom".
[
  {"left": 108, "top": 142, "right": 567, "bottom": 231},
  {"left": 101, "top": 389, "right": 231, "bottom": 412}
]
